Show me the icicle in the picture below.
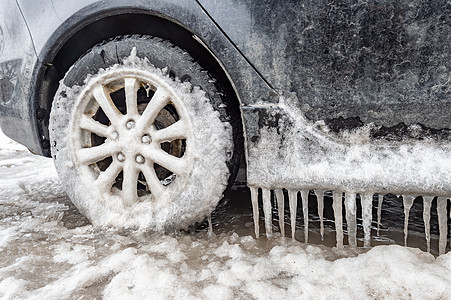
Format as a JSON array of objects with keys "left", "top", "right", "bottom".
[
  {"left": 437, "top": 197, "right": 448, "bottom": 255},
  {"left": 262, "top": 189, "right": 273, "bottom": 238},
  {"left": 422, "top": 196, "right": 433, "bottom": 253},
  {"left": 332, "top": 191, "right": 343, "bottom": 248},
  {"left": 300, "top": 190, "right": 309, "bottom": 243},
  {"left": 315, "top": 190, "right": 325, "bottom": 241},
  {"left": 376, "top": 194, "right": 383, "bottom": 236},
  {"left": 275, "top": 189, "right": 285, "bottom": 238},
  {"left": 250, "top": 186, "right": 259, "bottom": 238},
  {"left": 207, "top": 215, "right": 213, "bottom": 238},
  {"left": 361, "top": 193, "right": 373, "bottom": 248},
  {"left": 288, "top": 190, "right": 298, "bottom": 240},
  {"left": 345, "top": 192, "right": 357, "bottom": 247},
  {"left": 402, "top": 195, "right": 415, "bottom": 247}
]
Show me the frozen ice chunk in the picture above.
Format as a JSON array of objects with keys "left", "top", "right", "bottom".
[
  {"left": 361, "top": 193, "right": 373, "bottom": 248},
  {"left": 345, "top": 192, "right": 357, "bottom": 247},
  {"left": 315, "top": 190, "right": 325, "bottom": 240},
  {"left": 300, "top": 190, "right": 309, "bottom": 243},
  {"left": 376, "top": 194, "right": 383, "bottom": 236},
  {"left": 275, "top": 189, "right": 285, "bottom": 238},
  {"left": 422, "top": 196, "right": 433, "bottom": 253},
  {"left": 403, "top": 195, "right": 415, "bottom": 247},
  {"left": 250, "top": 186, "right": 259, "bottom": 238},
  {"left": 262, "top": 189, "right": 272, "bottom": 238},
  {"left": 288, "top": 190, "right": 298, "bottom": 240},
  {"left": 332, "top": 191, "right": 344, "bottom": 248},
  {"left": 437, "top": 197, "right": 448, "bottom": 255}
]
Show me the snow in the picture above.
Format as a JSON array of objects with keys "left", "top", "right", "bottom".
[{"left": 1, "top": 130, "right": 451, "bottom": 299}]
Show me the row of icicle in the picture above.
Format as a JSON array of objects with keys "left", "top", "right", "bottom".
[{"left": 249, "top": 187, "right": 451, "bottom": 255}]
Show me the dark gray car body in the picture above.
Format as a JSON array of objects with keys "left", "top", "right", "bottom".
[{"left": 0, "top": 0, "right": 450, "bottom": 195}]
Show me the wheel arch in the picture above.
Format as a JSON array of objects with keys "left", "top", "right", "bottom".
[{"left": 34, "top": 8, "right": 244, "bottom": 166}]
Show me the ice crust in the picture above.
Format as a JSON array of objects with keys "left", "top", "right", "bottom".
[
  {"left": 247, "top": 96, "right": 451, "bottom": 196},
  {"left": 49, "top": 51, "right": 233, "bottom": 231},
  {"left": 247, "top": 95, "right": 450, "bottom": 252}
]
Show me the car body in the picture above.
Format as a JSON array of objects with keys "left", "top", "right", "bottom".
[{"left": 0, "top": 0, "right": 450, "bottom": 204}]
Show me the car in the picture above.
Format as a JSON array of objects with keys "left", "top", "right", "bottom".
[{"left": 0, "top": 0, "right": 449, "bottom": 249}]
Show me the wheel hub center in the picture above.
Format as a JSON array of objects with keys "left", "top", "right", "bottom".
[{"left": 112, "top": 120, "right": 151, "bottom": 159}]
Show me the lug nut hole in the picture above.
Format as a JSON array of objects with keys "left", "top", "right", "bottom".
[
  {"left": 141, "top": 134, "right": 152, "bottom": 144},
  {"left": 117, "top": 152, "right": 125, "bottom": 162},
  {"left": 135, "top": 155, "right": 145, "bottom": 164},
  {"left": 111, "top": 131, "right": 119, "bottom": 141},
  {"left": 126, "top": 120, "right": 135, "bottom": 129}
]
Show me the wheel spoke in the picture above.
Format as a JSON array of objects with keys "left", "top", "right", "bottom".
[
  {"left": 139, "top": 164, "right": 165, "bottom": 199},
  {"left": 92, "top": 85, "right": 122, "bottom": 126},
  {"left": 137, "top": 88, "right": 169, "bottom": 131},
  {"left": 152, "top": 120, "right": 187, "bottom": 142},
  {"left": 141, "top": 148, "right": 187, "bottom": 176},
  {"left": 94, "top": 161, "right": 122, "bottom": 194},
  {"left": 121, "top": 159, "right": 139, "bottom": 206},
  {"left": 76, "top": 143, "right": 116, "bottom": 165},
  {"left": 79, "top": 114, "right": 109, "bottom": 137},
  {"left": 124, "top": 77, "right": 139, "bottom": 116}
]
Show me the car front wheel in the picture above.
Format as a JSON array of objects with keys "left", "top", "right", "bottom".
[{"left": 49, "top": 35, "right": 235, "bottom": 230}]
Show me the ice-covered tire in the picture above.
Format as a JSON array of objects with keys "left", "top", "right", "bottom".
[{"left": 49, "top": 36, "right": 234, "bottom": 230}]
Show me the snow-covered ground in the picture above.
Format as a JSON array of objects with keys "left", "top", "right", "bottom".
[{"left": 0, "top": 130, "right": 450, "bottom": 299}]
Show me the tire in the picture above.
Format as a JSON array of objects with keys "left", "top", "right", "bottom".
[{"left": 49, "top": 35, "right": 236, "bottom": 230}]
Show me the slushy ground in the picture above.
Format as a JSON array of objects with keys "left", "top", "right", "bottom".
[{"left": 0, "top": 130, "right": 450, "bottom": 299}]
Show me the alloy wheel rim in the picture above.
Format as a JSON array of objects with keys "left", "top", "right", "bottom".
[{"left": 70, "top": 69, "right": 193, "bottom": 206}]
